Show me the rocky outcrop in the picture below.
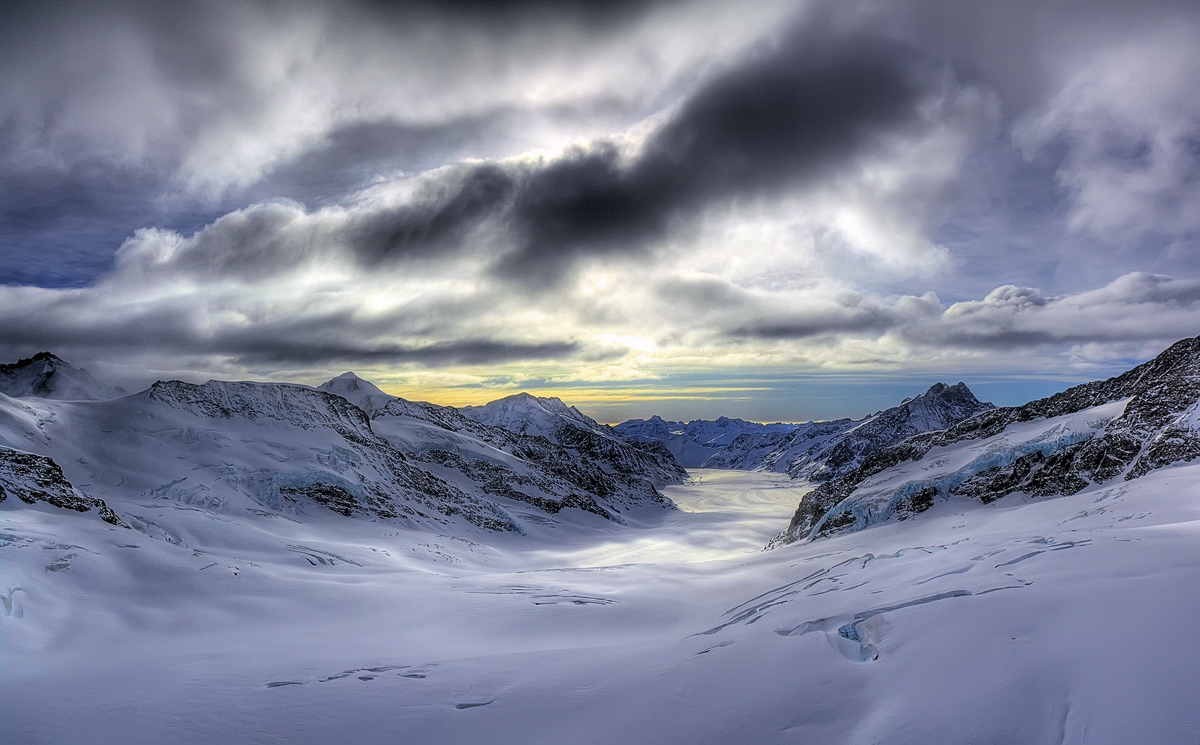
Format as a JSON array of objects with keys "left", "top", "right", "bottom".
[{"left": 0, "top": 447, "right": 126, "bottom": 526}]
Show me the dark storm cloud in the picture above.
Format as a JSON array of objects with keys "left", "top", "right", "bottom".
[
  {"left": 0, "top": 0, "right": 682, "bottom": 287},
  {"left": 728, "top": 311, "right": 897, "bottom": 341},
  {"left": 0, "top": 295, "right": 584, "bottom": 368},
  {"left": 361, "top": 0, "right": 674, "bottom": 26},
  {"left": 250, "top": 117, "right": 504, "bottom": 207},
  {"left": 354, "top": 29, "right": 933, "bottom": 280},
  {"left": 349, "top": 163, "right": 518, "bottom": 263},
  {"left": 216, "top": 338, "right": 582, "bottom": 367}
]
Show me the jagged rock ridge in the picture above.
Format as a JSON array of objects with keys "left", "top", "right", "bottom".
[{"left": 775, "top": 335, "right": 1200, "bottom": 546}]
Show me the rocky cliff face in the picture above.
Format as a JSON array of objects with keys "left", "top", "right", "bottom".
[
  {"left": 0, "top": 447, "right": 125, "bottom": 526},
  {"left": 774, "top": 336, "right": 1200, "bottom": 546}
]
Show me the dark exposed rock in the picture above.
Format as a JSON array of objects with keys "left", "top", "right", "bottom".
[{"left": 0, "top": 447, "right": 127, "bottom": 526}]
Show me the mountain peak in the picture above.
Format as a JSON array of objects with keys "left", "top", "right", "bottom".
[
  {"left": 317, "top": 372, "right": 396, "bottom": 417},
  {"left": 916, "top": 381, "right": 991, "bottom": 407},
  {"left": 0, "top": 352, "right": 116, "bottom": 401},
  {"left": 462, "top": 392, "right": 609, "bottom": 439}
]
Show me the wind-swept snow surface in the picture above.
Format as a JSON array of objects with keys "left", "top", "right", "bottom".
[{"left": 5, "top": 467, "right": 1200, "bottom": 743}]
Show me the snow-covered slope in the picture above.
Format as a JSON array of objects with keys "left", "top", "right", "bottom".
[
  {"left": 615, "top": 415, "right": 799, "bottom": 468},
  {"left": 6, "top": 464, "right": 1200, "bottom": 743},
  {"left": 461, "top": 393, "right": 688, "bottom": 487},
  {"left": 775, "top": 336, "right": 1200, "bottom": 545},
  {"left": 0, "top": 379, "right": 523, "bottom": 532},
  {"left": 0, "top": 355, "right": 684, "bottom": 532},
  {"left": 0, "top": 351, "right": 117, "bottom": 401}
]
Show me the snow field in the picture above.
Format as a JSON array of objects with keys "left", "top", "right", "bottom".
[{"left": 4, "top": 467, "right": 1200, "bottom": 743}]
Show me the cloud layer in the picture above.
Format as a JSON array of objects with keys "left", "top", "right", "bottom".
[{"left": 2, "top": 0, "right": 1200, "bottom": 414}]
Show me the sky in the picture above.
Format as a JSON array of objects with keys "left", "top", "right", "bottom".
[{"left": 2, "top": 0, "right": 1200, "bottom": 423}]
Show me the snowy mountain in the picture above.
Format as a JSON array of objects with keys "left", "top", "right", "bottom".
[
  {"left": 317, "top": 371, "right": 397, "bottom": 417},
  {"left": 775, "top": 382, "right": 994, "bottom": 482},
  {"left": 460, "top": 393, "right": 687, "bottom": 487},
  {"left": 774, "top": 335, "right": 1200, "bottom": 546},
  {"left": 0, "top": 361, "right": 683, "bottom": 534},
  {"left": 359, "top": 392, "right": 680, "bottom": 519},
  {"left": 702, "top": 418, "right": 853, "bottom": 471},
  {"left": 615, "top": 415, "right": 799, "bottom": 468},
  {"left": 618, "top": 383, "right": 992, "bottom": 479},
  {"left": 0, "top": 379, "right": 526, "bottom": 531},
  {"left": 313, "top": 377, "right": 684, "bottom": 517},
  {"left": 0, "top": 351, "right": 118, "bottom": 401}
]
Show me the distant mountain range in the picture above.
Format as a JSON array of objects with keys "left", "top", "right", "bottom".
[{"left": 616, "top": 382, "right": 995, "bottom": 483}]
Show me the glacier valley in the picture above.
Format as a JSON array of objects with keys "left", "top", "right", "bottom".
[
  {"left": 4, "top": 346, "right": 1200, "bottom": 743},
  {"left": 5, "top": 462, "right": 1200, "bottom": 743}
]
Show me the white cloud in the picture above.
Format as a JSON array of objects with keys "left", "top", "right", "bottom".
[{"left": 1015, "top": 22, "right": 1200, "bottom": 239}]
